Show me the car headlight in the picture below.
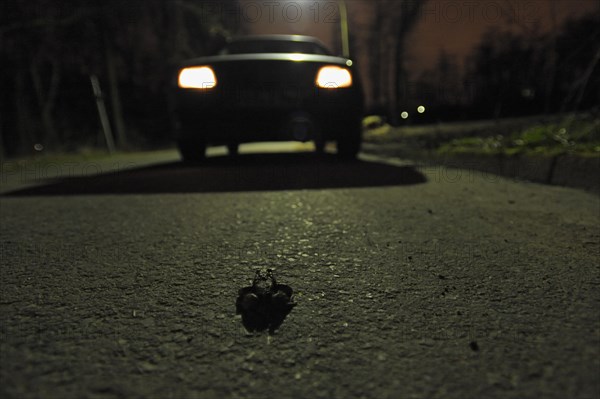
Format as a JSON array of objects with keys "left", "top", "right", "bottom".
[
  {"left": 315, "top": 66, "right": 352, "bottom": 89},
  {"left": 178, "top": 66, "right": 217, "bottom": 89}
]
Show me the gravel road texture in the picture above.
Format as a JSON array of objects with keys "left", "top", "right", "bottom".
[{"left": 1, "top": 152, "right": 598, "bottom": 398}]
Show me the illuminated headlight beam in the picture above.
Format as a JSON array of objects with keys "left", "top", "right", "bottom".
[
  {"left": 315, "top": 66, "right": 352, "bottom": 89},
  {"left": 178, "top": 66, "right": 217, "bottom": 89}
]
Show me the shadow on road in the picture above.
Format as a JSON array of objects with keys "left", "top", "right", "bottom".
[{"left": 3, "top": 152, "right": 427, "bottom": 196}]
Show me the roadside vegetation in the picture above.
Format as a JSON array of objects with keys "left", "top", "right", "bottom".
[
  {"left": 363, "top": 113, "right": 600, "bottom": 158},
  {"left": 437, "top": 114, "right": 600, "bottom": 157}
]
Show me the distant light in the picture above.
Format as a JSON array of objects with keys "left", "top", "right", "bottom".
[
  {"left": 401, "top": 111, "right": 409, "bottom": 119},
  {"left": 417, "top": 105, "right": 426, "bottom": 113}
]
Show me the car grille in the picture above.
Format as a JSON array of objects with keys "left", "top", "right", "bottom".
[
  {"left": 214, "top": 60, "right": 320, "bottom": 106},
  {"left": 229, "top": 86, "right": 308, "bottom": 106}
]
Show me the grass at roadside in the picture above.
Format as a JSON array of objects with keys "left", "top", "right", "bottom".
[
  {"left": 363, "top": 113, "right": 600, "bottom": 158},
  {"left": 437, "top": 115, "right": 600, "bottom": 157},
  {"left": 1, "top": 147, "right": 179, "bottom": 171}
]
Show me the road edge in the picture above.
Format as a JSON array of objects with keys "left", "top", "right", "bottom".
[{"left": 363, "top": 144, "right": 600, "bottom": 193}]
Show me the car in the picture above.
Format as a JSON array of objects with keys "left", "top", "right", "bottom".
[{"left": 171, "top": 34, "right": 364, "bottom": 161}]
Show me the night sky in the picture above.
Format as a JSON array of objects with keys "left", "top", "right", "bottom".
[
  {"left": 239, "top": 0, "right": 599, "bottom": 78},
  {"left": 405, "top": 0, "right": 600, "bottom": 79}
]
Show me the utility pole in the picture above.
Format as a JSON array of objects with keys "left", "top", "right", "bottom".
[
  {"left": 338, "top": 0, "right": 350, "bottom": 58},
  {"left": 90, "top": 75, "right": 116, "bottom": 154}
]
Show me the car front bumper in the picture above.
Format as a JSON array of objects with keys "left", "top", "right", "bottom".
[{"left": 173, "top": 87, "right": 363, "bottom": 144}]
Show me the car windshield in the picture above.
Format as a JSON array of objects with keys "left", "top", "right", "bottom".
[{"left": 220, "top": 39, "right": 330, "bottom": 55}]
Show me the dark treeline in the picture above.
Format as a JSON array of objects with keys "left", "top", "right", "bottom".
[
  {"left": 410, "top": 12, "right": 600, "bottom": 123},
  {"left": 1, "top": 0, "right": 238, "bottom": 157},
  {"left": 2, "top": 2, "right": 599, "bottom": 156},
  {"left": 1, "top": 0, "right": 426, "bottom": 157}
]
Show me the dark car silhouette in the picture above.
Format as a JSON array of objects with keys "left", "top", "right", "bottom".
[{"left": 172, "top": 35, "right": 364, "bottom": 161}]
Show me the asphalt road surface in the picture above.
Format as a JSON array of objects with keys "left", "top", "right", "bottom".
[{"left": 1, "top": 146, "right": 599, "bottom": 399}]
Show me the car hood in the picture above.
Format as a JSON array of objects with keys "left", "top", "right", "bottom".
[{"left": 180, "top": 53, "right": 353, "bottom": 68}]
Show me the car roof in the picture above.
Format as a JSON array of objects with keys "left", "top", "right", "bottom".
[{"left": 229, "top": 34, "right": 326, "bottom": 46}]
